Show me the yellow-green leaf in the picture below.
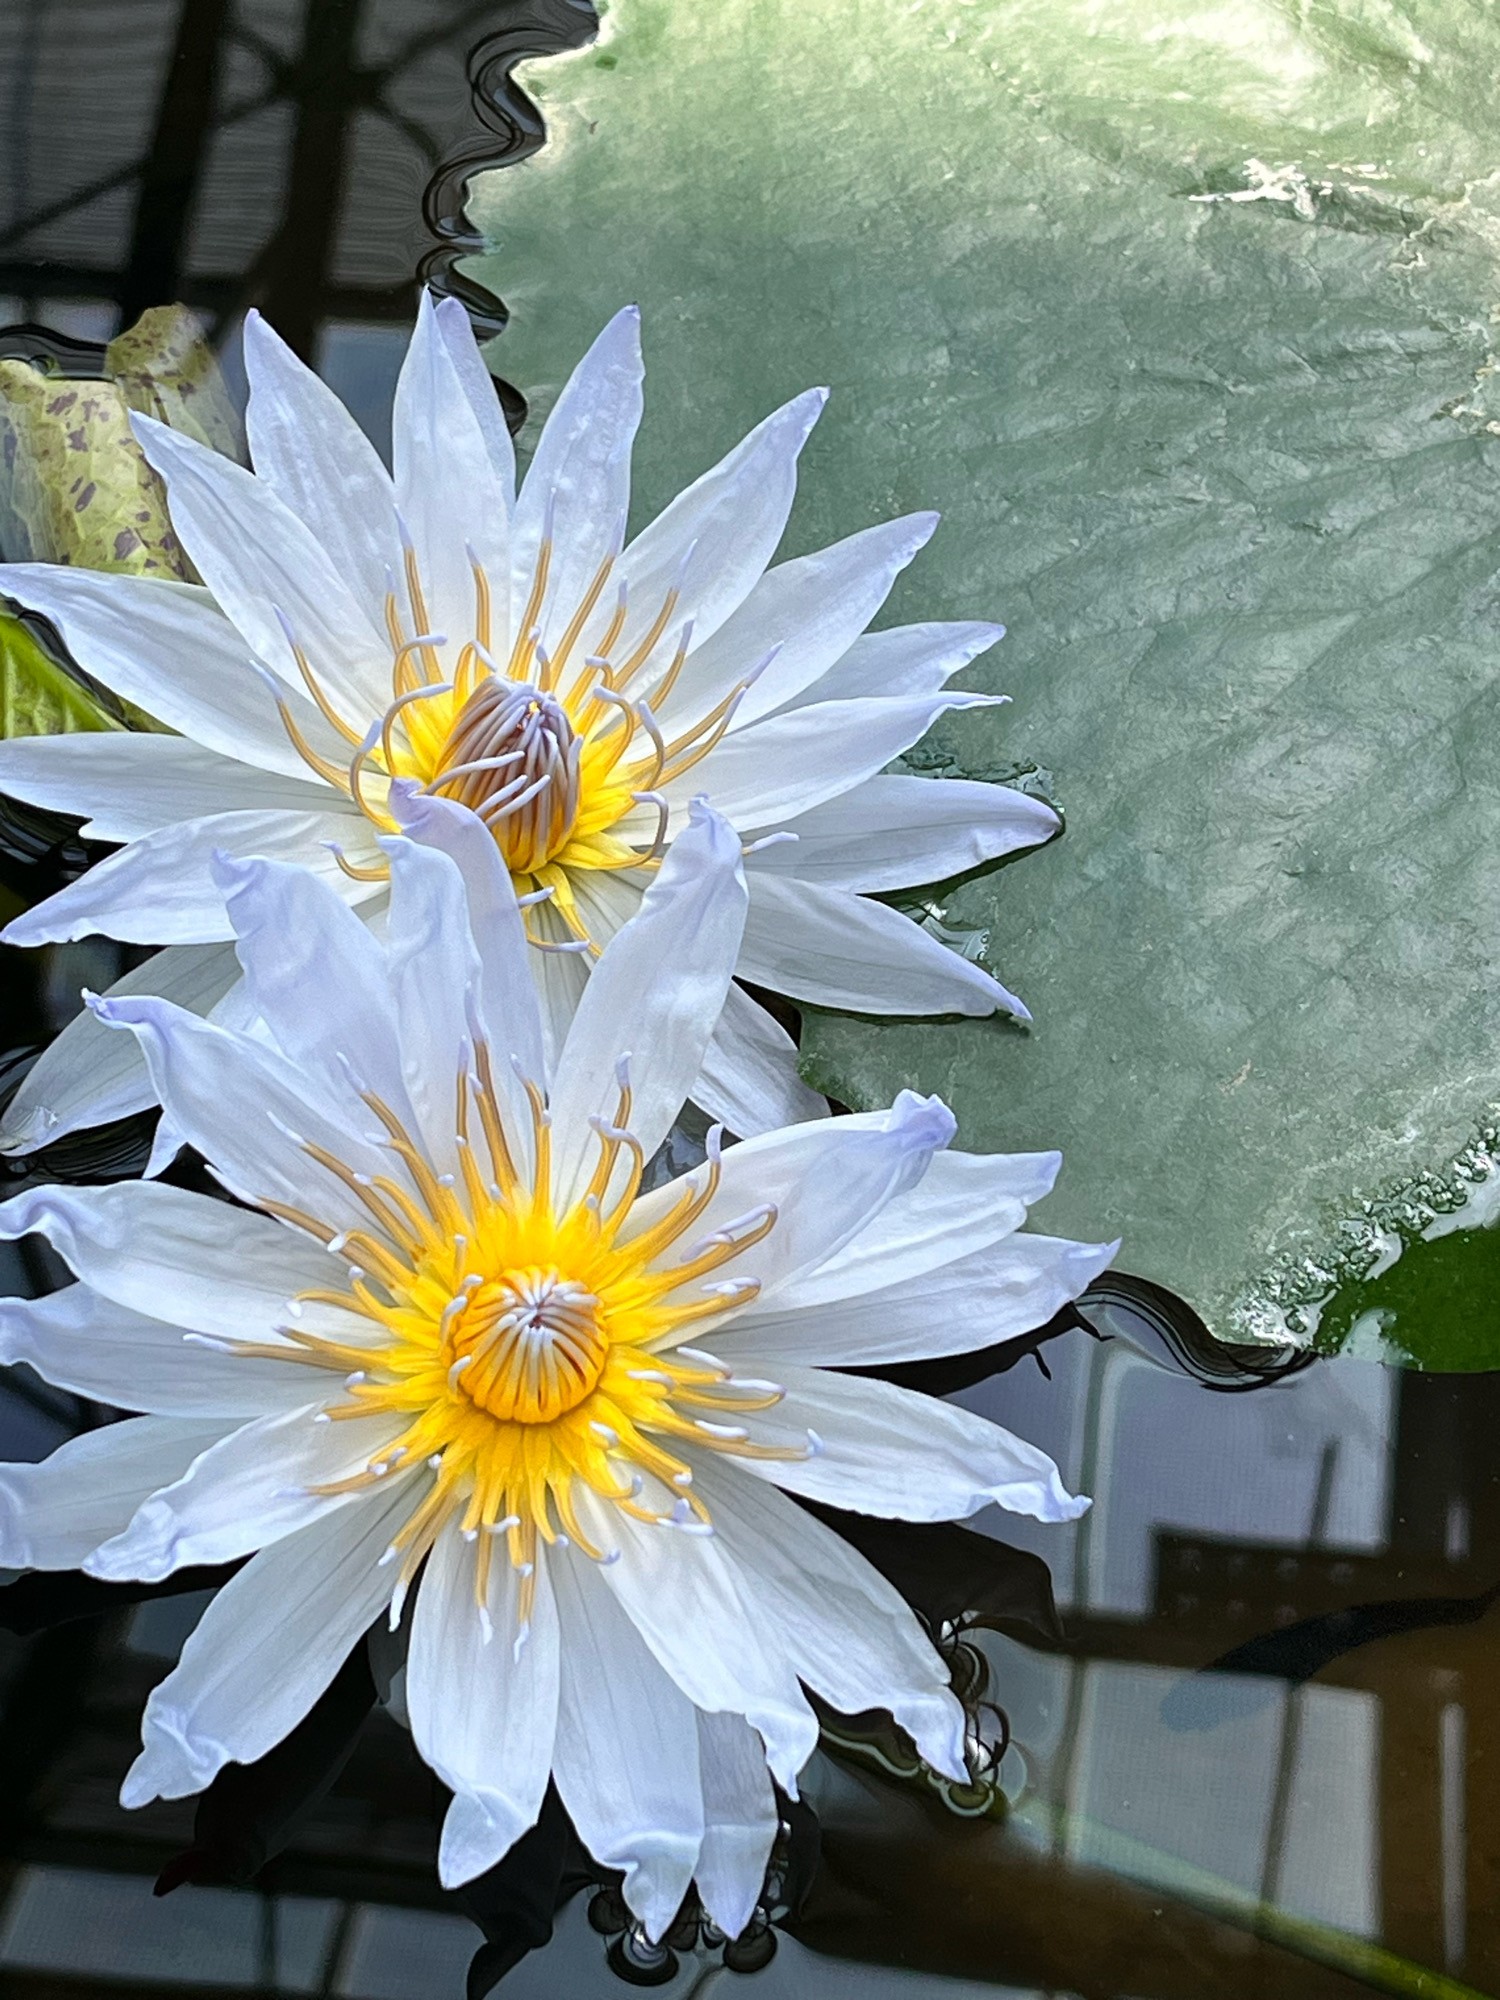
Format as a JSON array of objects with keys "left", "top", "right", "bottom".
[
  {"left": 0, "top": 612, "right": 117, "bottom": 739},
  {"left": 0, "top": 360, "right": 191, "bottom": 579},
  {"left": 107, "top": 305, "right": 246, "bottom": 462}
]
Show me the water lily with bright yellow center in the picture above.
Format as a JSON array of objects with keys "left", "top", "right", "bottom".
[
  {"left": 0, "top": 292, "right": 1058, "bottom": 1157},
  {"left": 0, "top": 799, "right": 1113, "bottom": 1937}
]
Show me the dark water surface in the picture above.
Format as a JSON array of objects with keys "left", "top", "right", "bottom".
[{"left": 1, "top": 4, "right": 1497, "bottom": 1996}]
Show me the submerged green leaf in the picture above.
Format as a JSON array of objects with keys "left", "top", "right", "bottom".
[
  {"left": 472, "top": 0, "right": 1500, "bottom": 1360},
  {"left": 0, "top": 612, "right": 116, "bottom": 739}
]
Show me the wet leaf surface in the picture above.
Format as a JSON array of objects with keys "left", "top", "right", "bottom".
[{"left": 472, "top": 0, "right": 1500, "bottom": 1359}]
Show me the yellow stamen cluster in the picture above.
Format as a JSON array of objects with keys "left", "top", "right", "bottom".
[
  {"left": 269, "top": 521, "right": 756, "bottom": 949},
  {"left": 231, "top": 1037, "right": 800, "bottom": 1634}
]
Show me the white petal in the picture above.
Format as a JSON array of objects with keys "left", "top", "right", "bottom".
[
  {"left": 726, "top": 1232, "right": 1116, "bottom": 1371},
  {"left": 387, "top": 786, "right": 545, "bottom": 1087},
  {"left": 0, "top": 1417, "right": 232, "bottom": 1570},
  {"left": 0, "top": 1178, "right": 346, "bottom": 1337},
  {"left": 434, "top": 296, "right": 517, "bottom": 510},
  {"left": 2, "top": 806, "right": 381, "bottom": 947},
  {"left": 684, "top": 1454, "right": 965, "bottom": 1779},
  {"left": 731, "top": 1363, "right": 1087, "bottom": 1524},
  {"left": 776, "top": 619, "right": 1003, "bottom": 711},
  {"left": 132, "top": 414, "right": 392, "bottom": 723},
  {"left": 579, "top": 390, "right": 826, "bottom": 677},
  {"left": 85, "top": 1406, "right": 406, "bottom": 1582},
  {"left": 134, "top": 960, "right": 278, "bottom": 1178},
  {"left": 243, "top": 308, "right": 399, "bottom": 612},
  {"left": 675, "top": 690, "right": 1000, "bottom": 828},
  {"left": 628, "top": 1092, "right": 955, "bottom": 1308},
  {"left": 393, "top": 292, "right": 511, "bottom": 668},
  {"left": 379, "top": 832, "right": 529, "bottom": 1179},
  {"left": 512, "top": 306, "right": 642, "bottom": 657},
  {"left": 575, "top": 1488, "right": 818, "bottom": 1791},
  {"left": 0, "top": 732, "right": 335, "bottom": 843},
  {"left": 122, "top": 1480, "right": 409, "bottom": 1805},
  {"left": 215, "top": 851, "right": 414, "bottom": 1127},
  {"left": 0, "top": 565, "right": 335, "bottom": 777},
  {"left": 0, "top": 1284, "right": 322, "bottom": 1416},
  {"left": 667, "top": 514, "right": 936, "bottom": 726},
  {"left": 548, "top": 801, "right": 746, "bottom": 1207},
  {"left": 752, "top": 772, "right": 1058, "bottom": 892},
  {"left": 407, "top": 1525, "right": 559, "bottom": 1887},
  {"left": 90, "top": 991, "right": 398, "bottom": 1227},
  {"left": 693, "top": 981, "right": 828, "bottom": 1138},
  {"left": 550, "top": 1547, "right": 702, "bottom": 1939},
  {"left": 528, "top": 891, "right": 595, "bottom": 1076},
  {"left": 738, "top": 872, "right": 1028, "bottom": 1019},
  {"left": 0, "top": 942, "right": 240, "bottom": 1155},
  {"left": 746, "top": 1147, "right": 1063, "bottom": 1312},
  {"left": 694, "top": 1710, "right": 778, "bottom": 1939}
]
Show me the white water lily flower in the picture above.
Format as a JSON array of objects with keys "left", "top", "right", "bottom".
[
  {"left": 0, "top": 801, "right": 1111, "bottom": 1937},
  {"left": 0, "top": 292, "right": 1056, "bottom": 1155}
]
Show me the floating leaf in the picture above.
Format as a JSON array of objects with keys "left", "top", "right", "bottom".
[
  {"left": 472, "top": 0, "right": 1500, "bottom": 1359},
  {"left": 0, "top": 360, "right": 190, "bottom": 578},
  {"left": 106, "top": 305, "right": 246, "bottom": 462}
]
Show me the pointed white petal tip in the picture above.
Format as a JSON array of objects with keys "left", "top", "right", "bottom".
[
  {"left": 590, "top": 300, "right": 642, "bottom": 342},
  {"left": 2, "top": 904, "right": 95, "bottom": 948},
  {"left": 209, "top": 845, "right": 259, "bottom": 897},
  {"left": 0, "top": 1103, "right": 56, "bottom": 1155},
  {"left": 683, "top": 794, "right": 741, "bottom": 851},
  {"left": 922, "top": 1708, "right": 971, "bottom": 1787},
  {"left": 119, "top": 1757, "right": 162, "bottom": 1811}
]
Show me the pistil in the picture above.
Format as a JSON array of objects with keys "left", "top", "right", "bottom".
[{"left": 268, "top": 517, "right": 761, "bottom": 946}]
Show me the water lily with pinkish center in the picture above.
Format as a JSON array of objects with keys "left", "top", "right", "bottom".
[{"left": 0, "top": 293, "right": 1056, "bottom": 1155}]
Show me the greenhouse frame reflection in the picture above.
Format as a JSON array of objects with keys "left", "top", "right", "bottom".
[{"left": 1, "top": 1292, "right": 1497, "bottom": 1995}]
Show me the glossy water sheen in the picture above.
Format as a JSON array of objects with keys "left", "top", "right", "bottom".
[
  {"left": 1, "top": 1231, "right": 1497, "bottom": 1997},
  {"left": 2, "top": 2, "right": 1498, "bottom": 1995}
]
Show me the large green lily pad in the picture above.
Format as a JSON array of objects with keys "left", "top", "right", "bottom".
[{"left": 469, "top": 0, "right": 1500, "bottom": 1354}]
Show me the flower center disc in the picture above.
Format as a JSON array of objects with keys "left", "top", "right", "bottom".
[
  {"left": 454, "top": 1267, "right": 607, "bottom": 1424},
  {"left": 432, "top": 681, "right": 581, "bottom": 875}
]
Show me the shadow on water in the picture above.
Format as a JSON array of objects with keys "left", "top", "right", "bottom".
[{"left": 2, "top": 2, "right": 1500, "bottom": 1996}]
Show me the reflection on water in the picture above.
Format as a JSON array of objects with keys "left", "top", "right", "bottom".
[
  {"left": 3, "top": 1201, "right": 1499, "bottom": 1995},
  {"left": 0, "top": 0, "right": 599, "bottom": 433}
]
